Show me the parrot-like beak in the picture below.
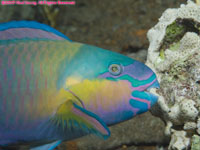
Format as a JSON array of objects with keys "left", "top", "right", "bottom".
[
  {"left": 130, "top": 78, "right": 160, "bottom": 115},
  {"left": 145, "top": 79, "right": 160, "bottom": 91},
  {"left": 144, "top": 79, "right": 160, "bottom": 106}
]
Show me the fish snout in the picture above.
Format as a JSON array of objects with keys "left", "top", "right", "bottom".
[
  {"left": 130, "top": 80, "right": 159, "bottom": 115},
  {"left": 128, "top": 62, "right": 160, "bottom": 115}
]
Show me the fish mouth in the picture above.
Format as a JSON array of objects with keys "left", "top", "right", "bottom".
[
  {"left": 144, "top": 80, "right": 160, "bottom": 104},
  {"left": 145, "top": 80, "right": 160, "bottom": 92}
]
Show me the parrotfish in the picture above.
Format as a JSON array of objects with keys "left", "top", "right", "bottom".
[{"left": 0, "top": 21, "right": 159, "bottom": 150}]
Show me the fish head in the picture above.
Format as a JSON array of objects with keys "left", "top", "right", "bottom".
[{"left": 64, "top": 43, "right": 159, "bottom": 125}]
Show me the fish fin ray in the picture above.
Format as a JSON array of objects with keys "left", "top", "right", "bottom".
[{"left": 51, "top": 100, "right": 110, "bottom": 139}]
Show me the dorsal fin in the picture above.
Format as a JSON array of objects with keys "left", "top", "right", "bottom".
[{"left": 0, "top": 20, "right": 72, "bottom": 41}]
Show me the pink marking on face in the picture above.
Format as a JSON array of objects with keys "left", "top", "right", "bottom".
[
  {"left": 131, "top": 107, "right": 140, "bottom": 115},
  {"left": 131, "top": 78, "right": 157, "bottom": 92},
  {"left": 131, "top": 96, "right": 151, "bottom": 109},
  {"left": 126, "top": 72, "right": 153, "bottom": 81},
  {"left": 72, "top": 107, "right": 108, "bottom": 135}
]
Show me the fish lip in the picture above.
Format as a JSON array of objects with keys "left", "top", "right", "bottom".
[
  {"left": 143, "top": 80, "right": 160, "bottom": 106},
  {"left": 143, "top": 80, "right": 160, "bottom": 96},
  {"left": 144, "top": 88, "right": 158, "bottom": 97}
]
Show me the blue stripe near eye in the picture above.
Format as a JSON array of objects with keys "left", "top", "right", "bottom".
[{"left": 106, "top": 74, "right": 156, "bottom": 87}]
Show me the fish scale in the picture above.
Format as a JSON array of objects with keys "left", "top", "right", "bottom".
[
  {"left": 0, "top": 40, "right": 80, "bottom": 128},
  {"left": 0, "top": 21, "right": 159, "bottom": 149}
]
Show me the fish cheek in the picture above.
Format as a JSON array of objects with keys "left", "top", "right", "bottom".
[{"left": 129, "top": 91, "right": 151, "bottom": 115}]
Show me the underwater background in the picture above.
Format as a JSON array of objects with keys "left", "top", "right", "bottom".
[{"left": 0, "top": 0, "right": 185, "bottom": 150}]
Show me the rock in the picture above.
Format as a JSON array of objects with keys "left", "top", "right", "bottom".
[
  {"left": 168, "top": 130, "right": 190, "bottom": 150},
  {"left": 116, "top": 145, "right": 159, "bottom": 150},
  {"left": 0, "top": 6, "right": 35, "bottom": 22},
  {"left": 0, "top": 1, "right": 186, "bottom": 150},
  {"left": 126, "top": 49, "right": 148, "bottom": 63},
  {"left": 146, "top": 1, "right": 200, "bottom": 149},
  {"left": 191, "top": 135, "right": 200, "bottom": 150},
  {"left": 62, "top": 112, "right": 168, "bottom": 150}
]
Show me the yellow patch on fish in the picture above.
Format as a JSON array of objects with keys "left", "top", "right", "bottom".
[
  {"left": 66, "top": 76, "right": 82, "bottom": 88},
  {"left": 68, "top": 79, "right": 132, "bottom": 111}
]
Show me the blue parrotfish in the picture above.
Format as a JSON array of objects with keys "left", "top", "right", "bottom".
[{"left": 0, "top": 21, "right": 159, "bottom": 150}]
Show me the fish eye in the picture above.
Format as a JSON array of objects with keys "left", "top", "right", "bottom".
[{"left": 109, "top": 64, "right": 122, "bottom": 76}]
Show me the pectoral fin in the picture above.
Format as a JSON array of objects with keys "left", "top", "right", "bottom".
[
  {"left": 30, "top": 140, "right": 62, "bottom": 150},
  {"left": 51, "top": 100, "right": 110, "bottom": 139}
]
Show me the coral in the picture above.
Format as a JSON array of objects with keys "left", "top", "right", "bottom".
[
  {"left": 43, "top": 6, "right": 59, "bottom": 28},
  {"left": 191, "top": 135, "right": 200, "bottom": 150},
  {"left": 168, "top": 130, "right": 190, "bottom": 150},
  {"left": 37, "top": 5, "right": 60, "bottom": 28},
  {"left": 146, "top": 1, "right": 200, "bottom": 149}
]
